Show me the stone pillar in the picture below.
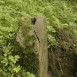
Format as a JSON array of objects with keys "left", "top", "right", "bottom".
[{"left": 16, "top": 16, "right": 48, "bottom": 77}]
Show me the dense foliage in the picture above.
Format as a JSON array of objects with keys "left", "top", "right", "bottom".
[{"left": 0, "top": 0, "right": 77, "bottom": 77}]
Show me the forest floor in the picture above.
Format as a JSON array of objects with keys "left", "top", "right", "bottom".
[{"left": 48, "top": 28, "right": 77, "bottom": 77}]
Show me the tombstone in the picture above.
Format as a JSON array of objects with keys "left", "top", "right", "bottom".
[{"left": 16, "top": 16, "right": 48, "bottom": 77}]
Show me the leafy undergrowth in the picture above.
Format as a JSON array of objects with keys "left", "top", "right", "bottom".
[{"left": 0, "top": 0, "right": 77, "bottom": 77}]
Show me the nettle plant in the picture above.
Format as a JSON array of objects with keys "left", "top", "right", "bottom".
[
  {"left": 0, "top": 45, "right": 35, "bottom": 77},
  {"left": 0, "top": 0, "right": 35, "bottom": 77},
  {"left": 0, "top": 25, "right": 35, "bottom": 77},
  {"left": 0, "top": 45, "right": 20, "bottom": 77},
  {"left": 0, "top": 0, "right": 77, "bottom": 77}
]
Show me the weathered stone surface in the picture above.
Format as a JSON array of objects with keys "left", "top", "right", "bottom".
[{"left": 33, "top": 17, "right": 48, "bottom": 77}]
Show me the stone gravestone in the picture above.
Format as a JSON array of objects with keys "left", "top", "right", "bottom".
[{"left": 16, "top": 16, "right": 48, "bottom": 77}]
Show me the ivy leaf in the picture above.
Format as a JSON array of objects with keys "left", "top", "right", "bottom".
[
  {"left": 48, "top": 34, "right": 57, "bottom": 45},
  {"left": 14, "top": 55, "right": 20, "bottom": 61},
  {"left": 26, "top": 72, "right": 35, "bottom": 77},
  {"left": 8, "top": 55, "right": 16, "bottom": 63},
  {"left": 1, "top": 58, "right": 9, "bottom": 66},
  {"left": 13, "top": 66, "right": 21, "bottom": 73}
]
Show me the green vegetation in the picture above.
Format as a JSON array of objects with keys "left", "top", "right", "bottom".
[{"left": 0, "top": 0, "right": 77, "bottom": 77}]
